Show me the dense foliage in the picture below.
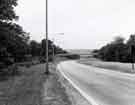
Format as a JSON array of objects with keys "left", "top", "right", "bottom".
[
  {"left": 0, "top": 0, "right": 18, "bottom": 21},
  {"left": 64, "top": 54, "right": 80, "bottom": 59},
  {"left": 0, "top": 0, "right": 30, "bottom": 64},
  {"left": 95, "top": 35, "right": 135, "bottom": 63},
  {"left": 29, "top": 39, "right": 67, "bottom": 57},
  {"left": 0, "top": 0, "right": 67, "bottom": 67}
]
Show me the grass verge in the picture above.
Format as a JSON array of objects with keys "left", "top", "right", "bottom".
[
  {"left": 0, "top": 64, "right": 47, "bottom": 105},
  {"left": 0, "top": 60, "right": 72, "bottom": 105},
  {"left": 79, "top": 58, "right": 134, "bottom": 74}
]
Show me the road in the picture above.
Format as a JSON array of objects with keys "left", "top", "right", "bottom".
[{"left": 57, "top": 61, "right": 135, "bottom": 105}]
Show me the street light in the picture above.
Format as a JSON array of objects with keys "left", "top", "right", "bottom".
[
  {"left": 45, "top": 0, "right": 64, "bottom": 74},
  {"left": 45, "top": 0, "right": 49, "bottom": 74}
]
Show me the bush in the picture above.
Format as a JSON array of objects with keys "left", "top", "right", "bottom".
[
  {"left": 39, "top": 56, "right": 53, "bottom": 63},
  {"left": 8, "top": 64, "right": 19, "bottom": 75},
  {"left": 39, "top": 57, "right": 46, "bottom": 63},
  {"left": 3, "top": 57, "right": 14, "bottom": 65},
  {"left": 65, "top": 54, "right": 80, "bottom": 59},
  {"left": 0, "top": 62, "right": 6, "bottom": 69},
  {"left": 97, "top": 43, "right": 132, "bottom": 63},
  {"left": 0, "top": 64, "right": 19, "bottom": 77}
]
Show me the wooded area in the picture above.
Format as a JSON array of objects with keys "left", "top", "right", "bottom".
[
  {"left": 95, "top": 35, "right": 135, "bottom": 63},
  {"left": 0, "top": 0, "right": 67, "bottom": 75}
]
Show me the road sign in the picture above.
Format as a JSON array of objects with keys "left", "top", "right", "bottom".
[
  {"left": 131, "top": 45, "right": 135, "bottom": 57},
  {"left": 131, "top": 45, "right": 135, "bottom": 70}
]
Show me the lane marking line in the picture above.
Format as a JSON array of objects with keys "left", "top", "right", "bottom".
[{"left": 57, "top": 64, "right": 99, "bottom": 105}]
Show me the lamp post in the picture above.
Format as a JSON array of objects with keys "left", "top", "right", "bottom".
[
  {"left": 45, "top": 0, "right": 49, "bottom": 74},
  {"left": 45, "top": 0, "right": 64, "bottom": 74}
]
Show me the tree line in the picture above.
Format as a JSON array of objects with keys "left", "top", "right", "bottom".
[
  {"left": 94, "top": 35, "right": 135, "bottom": 63},
  {"left": 0, "top": 0, "right": 66, "bottom": 67}
]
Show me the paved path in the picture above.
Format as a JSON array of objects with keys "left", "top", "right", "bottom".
[{"left": 57, "top": 61, "right": 135, "bottom": 105}]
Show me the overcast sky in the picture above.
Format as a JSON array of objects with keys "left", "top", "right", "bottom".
[{"left": 15, "top": 0, "right": 135, "bottom": 49}]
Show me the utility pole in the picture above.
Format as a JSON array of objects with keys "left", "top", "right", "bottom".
[{"left": 45, "top": 0, "right": 49, "bottom": 74}]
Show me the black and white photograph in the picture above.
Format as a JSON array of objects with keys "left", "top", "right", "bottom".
[{"left": 0, "top": 0, "right": 135, "bottom": 105}]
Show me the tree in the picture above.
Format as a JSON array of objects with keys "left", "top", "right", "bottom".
[
  {"left": 127, "top": 34, "right": 135, "bottom": 46},
  {"left": 30, "top": 40, "right": 41, "bottom": 56},
  {"left": 97, "top": 36, "right": 128, "bottom": 62},
  {"left": 41, "top": 39, "right": 53, "bottom": 56},
  {"left": 41, "top": 39, "right": 46, "bottom": 56},
  {"left": 126, "top": 34, "right": 135, "bottom": 63},
  {"left": 0, "top": 0, "right": 30, "bottom": 63},
  {"left": 112, "top": 36, "right": 125, "bottom": 44},
  {"left": 0, "top": 0, "right": 18, "bottom": 21},
  {"left": 0, "top": 21, "right": 30, "bottom": 62}
]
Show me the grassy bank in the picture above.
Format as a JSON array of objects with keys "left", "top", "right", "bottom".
[
  {"left": 79, "top": 58, "right": 134, "bottom": 74},
  {"left": 0, "top": 64, "right": 47, "bottom": 105},
  {"left": 0, "top": 58, "right": 72, "bottom": 105}
]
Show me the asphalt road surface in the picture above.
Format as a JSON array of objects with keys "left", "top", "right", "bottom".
[{"left": 57, "top": 61, "right": 135, "bottom": 105}]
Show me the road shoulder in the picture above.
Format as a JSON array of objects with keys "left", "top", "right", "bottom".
[{"left": 43, "top": 64, "right": 72, "bottom": 105}]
